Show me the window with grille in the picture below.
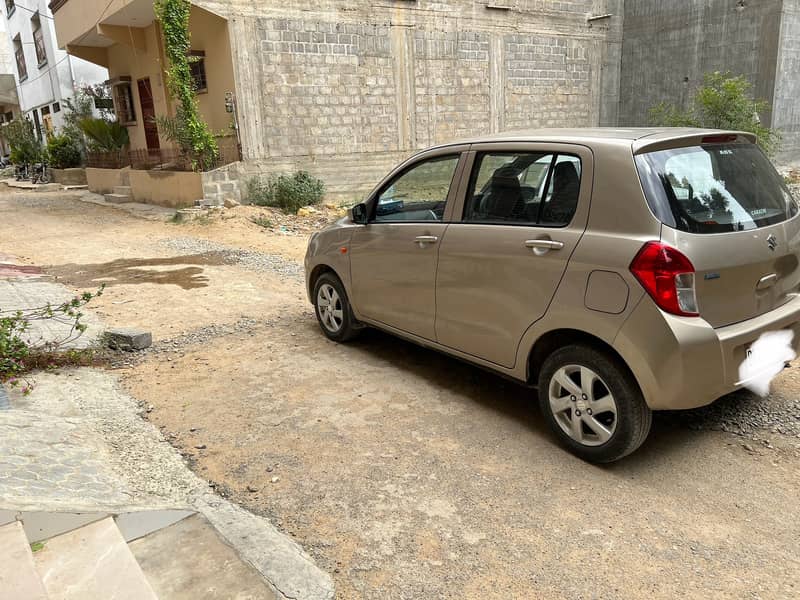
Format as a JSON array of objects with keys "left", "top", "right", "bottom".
[
  {"left": 112, "top": 81, "right": 136, "bottom": 124},
  {"left": 189, "top": 51, "right": 207, "bottom": 93},
  {"left": 32, "top": 13, "right": 47, "bottom": 66},
  {"left": 13, "top": 35, "right": 26, "bottom": 81}
]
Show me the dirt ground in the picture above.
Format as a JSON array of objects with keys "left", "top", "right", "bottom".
[{"left": 2, "top": 188, "right": 799, "bottom": 599}]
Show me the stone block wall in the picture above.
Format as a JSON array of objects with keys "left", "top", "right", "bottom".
[
  {"left": 774, "top": 0, "right": 800, "bottom": 159},
  {"left": 202, "top": 162, "right": 244, "bottom": 206},
  {"left": 619, "top": 0, "right": 793, "bottom": 154},
  {"left": 195, "top": 0, "right": 622, "bottom": 196}
]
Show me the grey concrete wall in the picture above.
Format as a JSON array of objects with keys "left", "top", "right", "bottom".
[
  {"left": 774, "top": 0, "right": 800, "bottom": 159},
  {"left": 619, "top": 0, "right": 783, "bottom": 129},
  {"left": 195, "top": 0, "right": 623, "bottom": 198}
]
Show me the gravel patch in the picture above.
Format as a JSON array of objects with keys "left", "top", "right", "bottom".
[
  {"left": 161, "top": 237, "right": 303, "bottom": 279},
  {"left": 660, "top": 386, "right": 800, "bottom": 439}
]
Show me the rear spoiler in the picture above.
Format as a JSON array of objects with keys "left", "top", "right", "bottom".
[{"left": 632, "top": 130, "right": 757, "bottom": 155}]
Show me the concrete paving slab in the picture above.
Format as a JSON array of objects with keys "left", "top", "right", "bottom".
[
  {"left": 115, "top": 509, "right": 194, "bottom": 542},
  {"left": 0, "top": 521, "right": 48, "bottom": 600},
  {"left": 33, "top": 516, "right": 157, "bottom": 600},
  {"left": 129, "top": 513, "right": 278, "bottom": 599}
]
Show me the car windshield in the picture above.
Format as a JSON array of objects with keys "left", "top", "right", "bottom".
[{"left": 636, "top": 143, "right": 797, "bottom": 233}]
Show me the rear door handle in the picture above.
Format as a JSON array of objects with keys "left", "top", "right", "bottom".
[
  {"left": 525, "top": 239, "right": 564, "bottom": 251},
  {"left": 414, "top": 235, "right": 439, "bottom": 246}
]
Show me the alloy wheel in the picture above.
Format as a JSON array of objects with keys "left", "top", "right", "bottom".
[
  {"left": 316, "top": 283, "right": 344, "bottom": 333},
  {"left": 548, "top": 365, "right": 618, "bottom": 446}
]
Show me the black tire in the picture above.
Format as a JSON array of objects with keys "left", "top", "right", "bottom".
[
  {"left": 537, "top": 344, "right": 652, "bottom": 463},
  {"left": 312, "top": 272, "right": 361, "bottom": 343}
]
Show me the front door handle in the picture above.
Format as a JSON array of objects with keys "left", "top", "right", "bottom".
[
  {"left": 414, "top": 235, "right": 439, "bottom": 247},
  {"left": 525, "top": 239, "right": 564, "bottom": 251}
]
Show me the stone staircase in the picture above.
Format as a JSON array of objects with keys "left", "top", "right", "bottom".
[
  {"left": 0, "top": 511, "right": 278, "bottom": 599},
  {"left": 103, "top": 186, "right": 134, "bottom": 204}
]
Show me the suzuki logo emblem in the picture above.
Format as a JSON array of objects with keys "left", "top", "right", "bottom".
[{"left": 767, "top": 234, "right": 778, "bottom": 251}]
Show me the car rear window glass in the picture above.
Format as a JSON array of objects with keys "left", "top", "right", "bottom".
[{"left": 636, "top": 143, "right": 797, "bottom": 233}]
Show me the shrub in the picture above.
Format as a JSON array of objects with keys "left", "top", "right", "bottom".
[
  {"left": 46, "top": 134, "right": 82, "bottom": 169},
  {"left": 79, "top": 118, "right": 130, "bottom": 152},
  {"left": 650, "top": 71, "right": 780, "bottom": 155},
  {"left": 246, "top": 171, "right": 325, "bottom": 213},
  {"left": 2, "top": 117, "right": 42, "bottom": 164},
  {"left": 1, "top": 286, "right": 104, "bottom": 395}
]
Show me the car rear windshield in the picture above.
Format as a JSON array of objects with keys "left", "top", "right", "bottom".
[{"left": 635, "top": 142, "right": 797, "bottom": 233}]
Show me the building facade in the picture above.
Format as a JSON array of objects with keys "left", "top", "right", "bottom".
[
  {"left": 51, "top": 0, "right": 623, "bottom": 197},
  {"left": 619, "top": 0, "right": 800, "bottom": 161},
  {"left": 4, "top": 0, "right": 107, "bottom": 141},
  {"left": 0, "top": 19, "right": 20, "bottom": 156}
]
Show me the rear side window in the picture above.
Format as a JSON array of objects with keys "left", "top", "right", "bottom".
[
  {"left": 464, "top": 151, "right": 581, "bottom": 226},
  {"left": 636, "top": 143, "right": 798, "bottom": 233}
]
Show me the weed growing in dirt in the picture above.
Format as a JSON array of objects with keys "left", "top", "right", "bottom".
[
  {"left": 0, "top": 286, "right": 105, "bottom": 394},
  {"left": 246, "top": 171, "right": 325, "bottom": 214},
  {"left": 250, "top": 215, "right": 273, "bottom": 229}
]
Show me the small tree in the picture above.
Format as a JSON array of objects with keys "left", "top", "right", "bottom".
[
  {"left": 155, "top": 0, "right": 219, "bottom": 171},
  {"left": 650, "top": 72, "right": 780, "bottom": 155}
]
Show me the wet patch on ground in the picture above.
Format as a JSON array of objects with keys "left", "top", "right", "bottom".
[{"left": 46, "top": 254, "right": 227, "bottom": 290}]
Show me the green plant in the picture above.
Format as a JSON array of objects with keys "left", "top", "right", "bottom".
[
  {"left": 46, "top": 134, "right": 82, "bottom": 169},
  {"left": 30, "top": 542, "right": 45, "bottom": 553},
  {"left": 78, "top": 118, "right": 130, "bottom": 152},
  {"left": 250, "top": 215, "right": 273, "bottom": 229},
  {"left": 650, "top": 72, "right": 780, "bottom": 155},
  {"left": 1, "top": 117, "right": 42, "bottom": 164},
  {"left": 246, "top": 171, "right": 325, "bottom": 213},
  {"left": 155, "top": 0, "right": 219, "bottom": 171},
  {"left": 61, "top": 86, "right": 111, "bottom": 159},
  {"left": 1, "top": 286, "right": 104, "bottom": 394}
]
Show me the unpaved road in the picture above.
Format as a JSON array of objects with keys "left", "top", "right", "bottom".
[{"left": 2, "top": 188, "right": 799, "bottom": 599}]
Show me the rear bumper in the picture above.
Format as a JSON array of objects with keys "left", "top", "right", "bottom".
[{"left": 615, "top": 295, "right": 800, "bottom": 410}]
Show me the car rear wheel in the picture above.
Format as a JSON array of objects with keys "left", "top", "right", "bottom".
[
  {"left": 538, "top": 344, "right": 651, "bottom": 463},
  {"left": 313, "top": 272, "right": 360, "bottom": 343}
]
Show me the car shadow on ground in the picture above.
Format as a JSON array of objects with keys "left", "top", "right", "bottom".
[{"left": 322, "top": 325, "right": 710, "bottom": 466}]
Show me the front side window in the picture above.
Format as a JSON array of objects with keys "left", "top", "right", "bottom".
[
  {"left": 6, "top": 1, "right": 14, "bottom": 17},
  {"left": 374, "top": 155, "right": 459, "bottom": 222},
  {"left": 637, "top": 143, "right": 798, "bottom": 233},
  {"left": 464, "top": 151, "right": 581, "bottom": 226}
]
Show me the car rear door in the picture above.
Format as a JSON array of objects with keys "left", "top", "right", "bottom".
[
  {"left": 349, "top": 148, "right": 467, "bottom": 341},
  {"left": 434, "top": 143, "right": 593, "bottom": 368},
  {"left": 636, "top": 139, "right": 800, "bottom": 328}
]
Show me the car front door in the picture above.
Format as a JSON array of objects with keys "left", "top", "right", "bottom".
[
  {"left": 435, "top": 143, "right": 593, "bottom": 368},
  {"left": 349, "top": 148, "right": 467, "bottom": 340}
]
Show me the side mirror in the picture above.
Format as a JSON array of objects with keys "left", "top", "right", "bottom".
[{"left": 351, "top": 203, "right": 368, "bottom": 224}]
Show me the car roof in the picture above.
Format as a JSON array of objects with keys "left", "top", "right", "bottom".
[{"left": 429, "top": 127, "right": 754, "bottom": 151}]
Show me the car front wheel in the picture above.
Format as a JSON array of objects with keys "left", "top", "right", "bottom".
[
  {"left": 313, "top": 272, "right": 360, "bottom": 343},
  {"left": 538, "top": 345, "right": 652, "bottom": 463}
]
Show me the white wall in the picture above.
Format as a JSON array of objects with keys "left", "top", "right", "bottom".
[{"left": 3, "top": 0, "right": 107, "bottom": 135}]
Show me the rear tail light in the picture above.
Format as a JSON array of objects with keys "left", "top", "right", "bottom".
[{"left": 630, "top": 242, "right": 699, "bottom": 317}]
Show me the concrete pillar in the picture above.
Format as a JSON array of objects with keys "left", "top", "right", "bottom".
[
  {"left": 390, "top": 25, "right": 416, "bottom": 151},
  {"left": 489, "top": 34, "right": 506, "bottom": 134}
]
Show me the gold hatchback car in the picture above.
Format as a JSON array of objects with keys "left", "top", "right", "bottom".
[{"left": 305, "top": 128, "right": 800, "bottom": 462}]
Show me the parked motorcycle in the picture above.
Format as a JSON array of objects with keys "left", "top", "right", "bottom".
[{"left": 30, "top": 161, "right": 49, "bottom": 184}]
